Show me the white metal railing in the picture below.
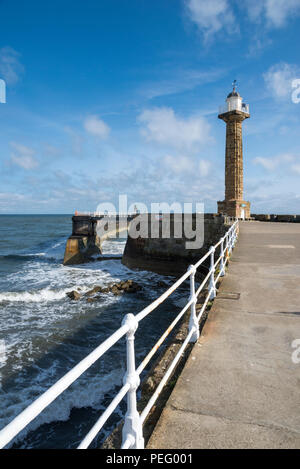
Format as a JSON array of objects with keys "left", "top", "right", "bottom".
[
  {"left": 219, "top": 103, "right": 250, "bottom": 115},
  {"left": 74, "top": 212, "right": 135, "bottom": 218},
  {"left": 0, "top": 221, "right": 239, "bottom": 450}
]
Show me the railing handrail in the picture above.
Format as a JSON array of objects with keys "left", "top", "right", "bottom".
[
  {"left": 74, "top": 212, "right": 136, "bottom": 217},
  {"left": 0, "top": 220, "right": 239, "bottom": 450}
]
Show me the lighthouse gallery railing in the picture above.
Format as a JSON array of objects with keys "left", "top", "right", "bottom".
[{"left": 0, "top": 221, "right": 239, "bottom": 449}]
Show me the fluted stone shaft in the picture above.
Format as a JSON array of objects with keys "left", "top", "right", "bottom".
[
  {"left": 224, "top": 115, "right": 244, "bottom": 201},
  {"left": 217, "top": 109, "right": 250, "bottom": 219}
]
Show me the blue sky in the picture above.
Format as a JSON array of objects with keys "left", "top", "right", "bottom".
[{"left": 0, "top": 0, "right": 300, "bottom": 214}]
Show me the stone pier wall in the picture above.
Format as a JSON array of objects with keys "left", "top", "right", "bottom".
[
  {"left": 251, "top": 214, "right": 300, "bottom": 223},
  {"left": 63, "top": 215, "right": 132, "bottom": 265},
  {"left": 63, "top": 213, "right": 233, "bottom": 270},
  {"left": 122, "top": 213, "right": 232, "bottom": 278},
  {"left": 63, "top": 216, "right": 101, "bottom": 265}
]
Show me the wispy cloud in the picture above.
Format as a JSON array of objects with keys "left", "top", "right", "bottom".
[
  {"left": 64, "top": 126, "right": 84, "bottom": 155},
  {"left": 163, "top": 154, "right": 192, "bottom": 174},
  {"left": 263, "top": 62, "right": 300, "bottom": 99},
  {"left": 253, "top": 153, "right": 296, "bottom": 171},
  {"left": 0, "top": 46, "right": 24, "bottom": 85},
  {"left": 292, "top": 164, "right": 300, "bottom": 175},
  {"left": 140, "top": 68, "right": 226, "bottom": 99},
  {"left": 245, "top": 0, "right": 300, "bottom": 28},
  {"left": 199, "top": 159, "right": 211, "bottom": 177},
  {"left": 163, "top": 155, "right": 211, "bottom": 177},
  {"left": 185, "top": 0, "right": 300, "bottom": 45},
  {"left": 185, "top": 0, "right": 237, "bottom": 41},
  {"left": 9, "top": 142, "right": 39, "bottom": 170}
]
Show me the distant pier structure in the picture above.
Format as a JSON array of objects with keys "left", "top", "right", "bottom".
[{"left": 217, "top": 81, "right": 250, "bottom": 220}]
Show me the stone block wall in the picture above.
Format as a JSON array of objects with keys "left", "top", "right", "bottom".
[
  {"left": 122, "top": 213, "right": 232, "bottom": 278},
  {"left": 63, "top": 216, "right": 101, "bottom": 265},
  {"left": 251, "top": 214, "right": 300, "bottom": 223}
]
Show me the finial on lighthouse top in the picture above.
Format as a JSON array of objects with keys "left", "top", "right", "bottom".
[{"left": 227, "top": 79, "right": 240, "bottom": 98}]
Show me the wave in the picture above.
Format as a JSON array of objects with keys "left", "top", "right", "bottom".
[
  {"left": 0, "top": 238, "right": 67, "bottom": 263},
  {"left": 0, "top": 286, "right": 75, "bottom": 303},
  {"left": 1, "top": 367, "right": 124, "bottom": 448},
  {"left": 0, "top": 254, "right": 52, "bottom": 262}
]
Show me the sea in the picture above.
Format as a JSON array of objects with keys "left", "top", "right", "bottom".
[{"left": 0, "top": 215, "right": 189, "bottom": 449}]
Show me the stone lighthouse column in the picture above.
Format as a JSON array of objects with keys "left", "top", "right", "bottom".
[{"left": 217, "top": 83, "right": 250, "bottom": 219}]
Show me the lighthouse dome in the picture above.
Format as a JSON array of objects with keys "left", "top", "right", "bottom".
[{"left": 227, "top": 90, "right": 240, "bottom": 98}]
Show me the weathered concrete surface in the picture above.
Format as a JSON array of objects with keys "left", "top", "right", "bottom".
[{"left": 148, "top": 221, "right": 300, "bottom": 449}]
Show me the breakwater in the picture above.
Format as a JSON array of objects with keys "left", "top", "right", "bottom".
[{"left": 63, "top": 213, "right": 233, "bottom": 278}]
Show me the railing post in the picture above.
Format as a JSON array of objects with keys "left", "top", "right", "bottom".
[
  {"left": 121, "top": 314, "right": 144, "bottom": 449},
  {"left": 235, "top": 222, "right": 239, "bottom": 244},
  {"left": 224, "top": 233, "right": 229, "bottom": 260},
  {"left": 233, "top": 224, "right": 237, "bottom": 247},
  {"left": 231, "top": 223, "right": 237, "bottom": 249},
  {"left": 209, "top": 246, "right": 216, "bottom": 300},
  {"left": 228, "top": 227, "right": 233, "bottom": 254},
  {"left": 188, "top": 265, "right": 199, "bottom": 343},
  {"left": 219, "top": 237, "right": 225, "bottom": 277}
]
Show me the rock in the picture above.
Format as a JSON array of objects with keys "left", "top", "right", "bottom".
[
  {"left": 111, "top": 286, "right": 123, "bottom": 296},
  {"left": 66, "top": 290, "right": 81, "bottom": 300},
  {"left": 84, "top": 280, "right": 142, "bottom": 299},
  {"left": 85, "top": 286, "right": 104, "bottom": 296},
  {"left": 121, "top": 280, "right": 142, "bottom": 293}
]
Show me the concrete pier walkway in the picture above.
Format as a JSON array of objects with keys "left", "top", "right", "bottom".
[{"left": 148, "top": 222, "right": 300, "bottom": 449}]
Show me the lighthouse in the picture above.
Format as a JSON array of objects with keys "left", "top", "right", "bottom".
[{"left": 217, "top": 81, "right": 250, "bottom": 220}]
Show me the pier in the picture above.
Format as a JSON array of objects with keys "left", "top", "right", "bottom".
[{"left": 148, "top": 221, "right": 300, "bottom": 449}]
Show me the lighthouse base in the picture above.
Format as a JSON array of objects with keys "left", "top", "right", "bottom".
[{"left": 218, "top": 200, "right": 251, "bottom": 220}]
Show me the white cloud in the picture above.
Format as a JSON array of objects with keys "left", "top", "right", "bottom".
[
  {"left": 186, "top": 0, "right": 300, "bottom": 43},
  {"left": 162, "top": 155, "right": 211, "bottom": 179},
  {"left": 163, "top": 155, "right": 192, "bottom": 174},
  {"left": 138, "top": 107, "right": 211, "bottom": 151},
  {"left": 263, "top": 63, "right": 299, "bottom": 99},
  {"left": 185, "top": 0, "right": 237, "bottom": 40},
  {"left": 0, "top": 47, "right": 24, "bottom": 85},
  {"left": 254, "top": 153, "right": 295, "bottom": 171},
  {"left": 10, "top": 142, "right": 34, "bottom": 156},
  {"left": 10, "top": 142, "right": 38, "bottom": 170},
  {"left": 84, "top": 115, "right": 110, "bottom": 139},
  {"left": 10, "top": 154, "right": 38, "bottom": 170},
  {"left": 263, "top": 0, "right": 300, "bottom": 27},
  {"left": 253, "top": 156, "right": 278, "bottom": 171}
]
